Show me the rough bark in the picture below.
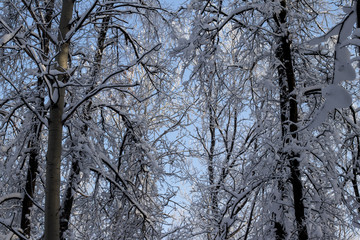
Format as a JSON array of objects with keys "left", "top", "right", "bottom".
[
  {"left": 274, "top": 1, "right": 308, "bottom": 239},
  {"left": 20, "top": 124, "right": 41, "bottom": 238},
  {"left": 45, "top": 1, "right": 74, "bottom": 239}
]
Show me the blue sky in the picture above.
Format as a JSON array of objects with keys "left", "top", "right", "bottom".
[{"left": 162, "top": 0, "right": 185, "bottom": 10}]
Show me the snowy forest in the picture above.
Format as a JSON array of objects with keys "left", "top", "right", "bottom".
[{"left": 2, "top": 0, "right": 360, "bottom": 239}]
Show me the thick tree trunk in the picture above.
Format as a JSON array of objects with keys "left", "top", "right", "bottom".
[
  {"left": 274, "top": 1, "right": 308, "bottom": 239},
  {"left": 45, "top": 89, "right": 64, "bottom": 240},
  {"left": 44, "top": 1, "right": 73, "bottom": 239}
]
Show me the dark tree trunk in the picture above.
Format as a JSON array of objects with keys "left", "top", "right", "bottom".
[
  {"left": 274, "top": 1, "right": 308, "bottom": 239},
  {"left": 45, "top": 1, "right": 74, "bottom": 239},
  {"left": 20, "top": 1, "right": 54, "bottom": 237},
  {"left": 60, "top": 159, "right": 80, "bottom": 240},
  {"left": 20, "top": 123, "right": 42, "bottom": 238}
]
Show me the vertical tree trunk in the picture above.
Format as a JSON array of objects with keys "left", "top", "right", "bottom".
[
  {"left": 59, "top": 158, "right": 80, "bottom": 239},
  {"left": 21, "top": 1, "right": 54, "bottom": 237},
  {"left": 20, "top": 124, "right": 42, "bottom": 238},
  {"left": 45, "top": 1, "right": 73, "bottom": 239},
  {"left": 274, "top": 1, "right": 308, "bottom": 239}
]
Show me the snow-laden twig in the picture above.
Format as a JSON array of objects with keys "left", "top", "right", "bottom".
[
  {"left": 20, "top": 0, "right": 58, "bottom": 44},
  {"left": 0, "top": 71, "right": 48, "bottom": 126},
  {"left": 62, "top": 43, "right": 161, "bottom": 122},
  {"left": 62, "top": 83, "right": 139, "bottom": 122},
  {"left": 0, "top": 193, "right": 22, "bottom": 205},
  {"left": 89, "top": 167, "right": 155, "bottom": 226},
  {"left": 0, "top": 214, "right": 28, "bottom": 240},
  {"left": 0, "top": 26, "right": 22, "bottom": 47},
  {"left": 64, "top": 0, "right": 99, "bottom": 42},
  {"left": 308, "top": 8, "right": 356, "bottom": 45}
]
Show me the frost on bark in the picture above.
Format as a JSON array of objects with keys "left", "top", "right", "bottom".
[
  {"left": 273, "top": 0, "right": 308, "bottom": 239},
  {"left": 45, "top": 1, "right": 73, "bottom": 239}
]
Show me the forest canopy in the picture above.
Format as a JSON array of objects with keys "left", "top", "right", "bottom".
[{"left": 1, "top": 0, "right": 360, "bottom": 239}]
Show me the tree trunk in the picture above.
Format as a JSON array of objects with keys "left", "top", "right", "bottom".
[
  {"left": 59, "top": 7, "right": 110, "bottom": 238},
  {"left": 21, "top": 1, "right": 54, "bottom": 237},
  {"left": 20, "top": 123, "right": 42, "bottom": 238},
  {"left": 45, "top": 1, "right": 73, "bottom": 239},
  {"left": 60, "top": 159, "right": 80, "bottom": 240},
  {"left": 274, "top": 1, "right": 308, "bottom": 239}
]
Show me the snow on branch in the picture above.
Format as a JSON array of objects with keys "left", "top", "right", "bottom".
[
  {"left": 0, "top": 71, "right": 48, "bottom": 126},
  {"left": 308, "top": 7, "right": 356, "bottom": 45},
  {"left": 304, "top": 5, "right": 357, "bottom": 128},
  {"left": 215, "top": 5, "right": 256, "bottom": 33},
  {"left": 20, "top": 0, "right": 58, "bottom": 45},
  {"left": 62, "top": 82, "right": 139, "bottom": 122},
  {"left": 62, "top": 43, "right": 161, "bottom": 122},
  {"left": 0, "top": 215, "right": 28, "bottom": 240},
  {"left": 0, "top": 193, "right": 22, "bottom": 205},
  {"left": 65, "top": 0, "right": 99, "bottom": 42},
  {"left": 89, "top": 167, "right": 155, "bottom": 227},
  {"left": 307, "top": 85, "right": 352, "bottom": 129},
  {"left": 0, "top": 26, "right": 22, "bottom": 47}
]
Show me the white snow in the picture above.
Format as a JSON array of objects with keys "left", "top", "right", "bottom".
[
  {"left": 342, "top": 5, "right": 353, "bottom": 14},
  {"left": 334, "top": 45, "right": 356, "bottom": 83},
  {"left": 0, "top": 32, "right": 15, "bottom": 46},
  {"left": 338, "top": 11, "right": 356, "bottom": 42},
  {"left": 308, "top": 25, "right": 341, "bottom": 45},
  {"left": 308, "top": 10, "right": 356, "bottom": 45},
  {"left": 52, "top": 80, "right": 66, "bottom": 88},
  {"left": 322, "top": 84, "right": 352, "bottom": 109},
  {"left": 51, "top": 88, "right": 59, "bottom": 103},
  {"left": 342, "top": 38, "right": 360, "bottom": 47},
  {"left": 353, "top": 28, "right": 360, "bottom": 37},
  {"left": 309, "top": 85, "right": 352, "bottom": 128},
  {"left": 0, "top": 26, "right": 23, "bottom": 46},
  {"left": 314, "top": 225, "right": 323, "bottom": 238},
  {"left": 0, "top": 193, "right": 22, "bottom": 204},
  {"left": 49, "top": 69, "right": 65, "bottom": 76}
]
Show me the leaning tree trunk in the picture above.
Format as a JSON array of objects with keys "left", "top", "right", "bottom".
[
  {"left": 274, "top": 1, "right": 308, "bottom": 239},
  {"left": 44, "top": 1, "right": 73, "bottom": 239}
]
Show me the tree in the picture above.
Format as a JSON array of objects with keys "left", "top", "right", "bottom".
[
  {"left": 2, "top": 0, "right": 360, "bottom": 239},
  {"left": 171, "top": 0, "right": 359, "bottom": 239},
  {"left": 0, "top": 0, "right": 175, "bottom": 239}
]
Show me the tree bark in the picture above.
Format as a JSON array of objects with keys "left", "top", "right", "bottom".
[
  {"left": 274, "top": 1, "right": 308, "bottom": 239},
  {"left": 45, "top": 1, "right": 73, "bottom": 239},
  {"left": 20, "top": 121, "right": 43, "bottom": 238},
  {"left": 21, "top": 1, "right": 54, "bottom": 237},
  {"left": 59, "top": 158, "right": 80, "bottom": 240}
]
